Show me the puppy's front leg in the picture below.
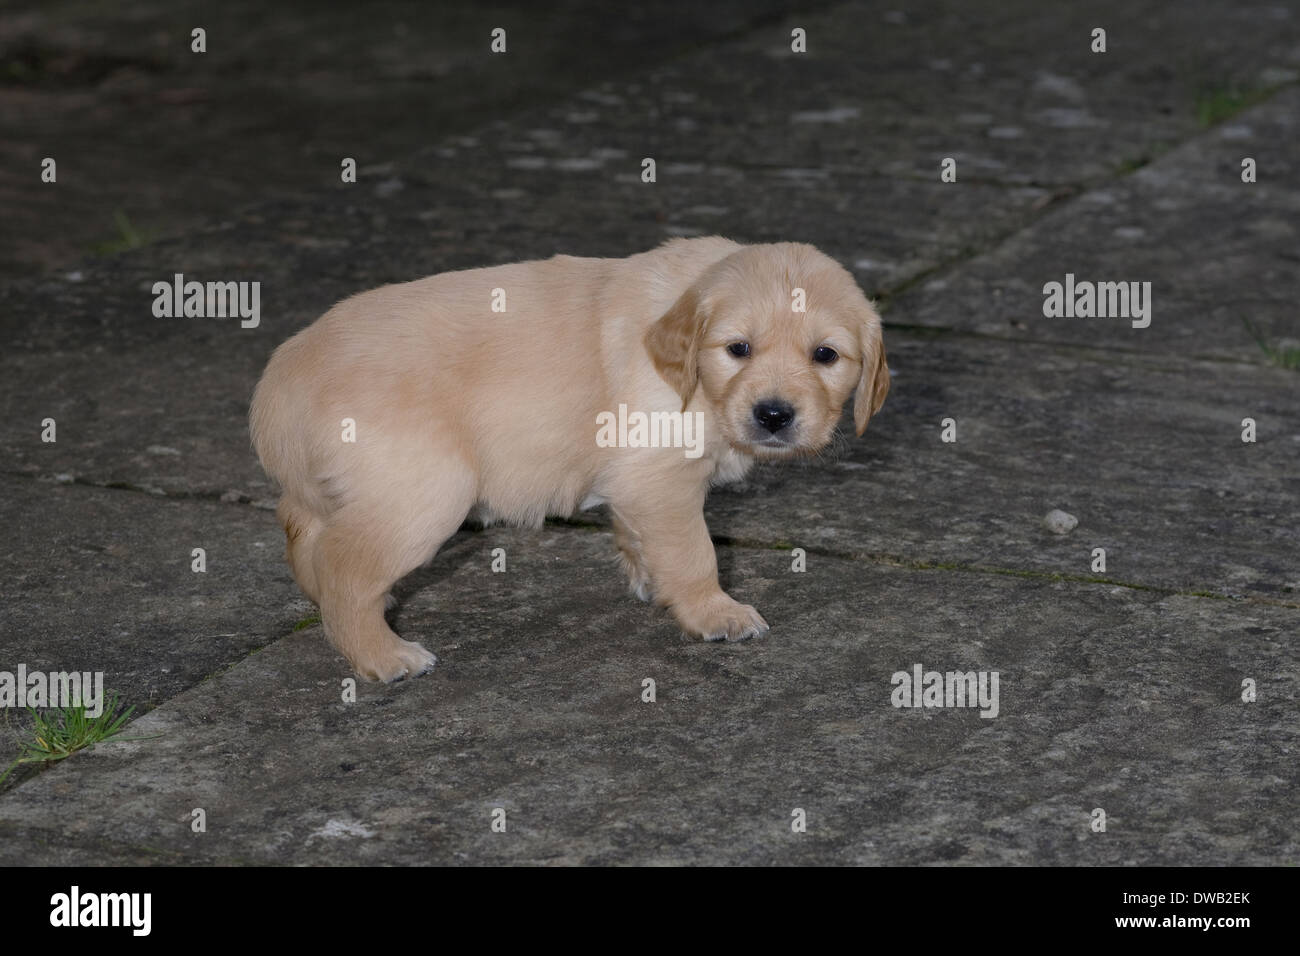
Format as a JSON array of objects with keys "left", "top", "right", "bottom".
[{"left": 615, "top": 491, "right": 768, "bottom": 643}]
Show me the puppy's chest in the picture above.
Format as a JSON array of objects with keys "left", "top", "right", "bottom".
[{"left": 710, "top": 448, "right": 755, "bottom": 487}]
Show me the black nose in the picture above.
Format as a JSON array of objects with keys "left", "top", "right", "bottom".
[{"left": 753, "top": 400, "right": 795, "bottom": 433}]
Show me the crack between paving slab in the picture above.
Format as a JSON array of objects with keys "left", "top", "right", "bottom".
[
  {"left": 1, "top": 470, "right": 276, "bottom": 509},
  {"left": 550, "top": 516, "right": 1299, "bottom": 611},
  {"left": 877, "top": 322, "right": 1280, "bottom": 372},
  {"left": 713, "top": 535, "right": 1300, "bottom": 610},
  {"left": 0, "top": 622, "right": 299, "bottom": 800}
]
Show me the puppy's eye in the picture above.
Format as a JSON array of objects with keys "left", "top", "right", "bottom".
[
  {"left": 726, "top": 342, "right": 751, "bottom": 358},
  {"left": 812, "top": 346, "right": 839, "bottom": 365}
]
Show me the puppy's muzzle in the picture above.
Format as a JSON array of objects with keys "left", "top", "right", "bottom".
[{"left": 752, "top": 399, "right": 796, "bottom": 434}]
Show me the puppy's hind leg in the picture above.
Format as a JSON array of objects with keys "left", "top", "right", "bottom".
[
  {"left": 313, "top": 466, "right": 476, "bottom": 682},
  {"left": 278, "top": 494, "right": 324, "bottom": 605}
]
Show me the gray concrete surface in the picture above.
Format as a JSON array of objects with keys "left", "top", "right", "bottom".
[
  {"left": 0, "top": 0, "right": 1296, "bottom": 864},
  {"left": 0, "top": 0, "right": 811, "bottom": 278},
  {"left": 2, "top": 535, "right": 1294, "bottom": 865}
]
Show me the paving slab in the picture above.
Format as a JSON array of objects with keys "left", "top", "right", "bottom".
[
  {"left": 698, "top": 331, "right": 1300, "bottom": 603},
  {"left": 0, "top": 532, "right": 1293, "bottom": 865},
  {"left": 0, "top": 475, "right": 303, "bottom": 716},
  {"left": 894, "top": 86, "right": 1300, "bottom": 363},
  {"left": 709, "top": 0, "right": 1299, "bottom": 186}
]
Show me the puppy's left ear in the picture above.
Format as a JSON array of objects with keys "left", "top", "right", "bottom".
[
  {"left": 853, "top": 312, "right": 890, "bottom": 436},
  {"left": 645, "top": 287, "right": 707, "bottom": 409}
]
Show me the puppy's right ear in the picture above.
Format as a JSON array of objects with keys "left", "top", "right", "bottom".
[{"left": 645, "top": 287, "right": 706, "bottom": 409}]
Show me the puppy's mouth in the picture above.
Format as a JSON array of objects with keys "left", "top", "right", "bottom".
[{"left": 732, "top": 427, "right": 812, "bottom": 458}]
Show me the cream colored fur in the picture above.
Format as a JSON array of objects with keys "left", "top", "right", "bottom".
[{"left": 250, "top": 237, "right": 888, "bottom": 681}]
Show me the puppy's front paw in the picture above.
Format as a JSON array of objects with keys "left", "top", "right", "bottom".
[
  {"left": 676, "top": 594, "right": 769, "bottom": 643},
  {"left": 350, "top": 636, "right": 438, "bottom": 683}
]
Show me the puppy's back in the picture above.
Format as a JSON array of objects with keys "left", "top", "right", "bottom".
[{"left": 249, "top": 239, "right": 742, "bottom": 504}]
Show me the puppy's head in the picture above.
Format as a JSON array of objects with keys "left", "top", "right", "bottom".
[{"left": 645, "top": 242, "right": 889, "bottom": 459}]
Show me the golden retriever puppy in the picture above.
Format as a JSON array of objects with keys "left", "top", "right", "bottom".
[{"left": 250, "top": 237, "right": 889, "bottom": 681}]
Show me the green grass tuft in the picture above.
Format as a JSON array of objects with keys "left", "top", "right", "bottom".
[
  {"left": 0, "top": 693, "right": 151, "bottom": 785},
  {"left": 1243, "top": 318, "right": 1300, "bottom": 370},
  {"left": 1259, "top": 343, "right": 1300, "bottom": 370},
  {"left": 89, "top": 210, "right": 147, "bottom": 254}
]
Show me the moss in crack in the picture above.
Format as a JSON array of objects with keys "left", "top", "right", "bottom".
[
  {"left": 1194, "top": 85, "right": 1270, "bottom": 128},
  {"left": 1115, "top": 142, "right": 1172, "bottom": 176}
]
